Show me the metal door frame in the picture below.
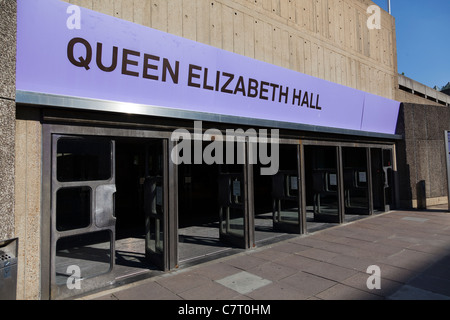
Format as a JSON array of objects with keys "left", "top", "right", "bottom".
[
  {"left": 41, "top": 124, "right": 176, "bottom": 300},
  {"left": 49, "top": 134, "right": 117, "bottom": 299},
  {"left": 265, "top": 139, "right": 305, "bottom": 236},
  {"left": 446, "top": 131, "right": 450, "bottom": 212},
  {"left": 174, "top": 132, "right": 253, "bottom": 250}
]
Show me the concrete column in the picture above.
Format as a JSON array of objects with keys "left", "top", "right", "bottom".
[{"left": 0, "top": 0, "right": 16, "bottom": 241}]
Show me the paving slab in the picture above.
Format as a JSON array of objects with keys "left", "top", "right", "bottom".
[
  {"left": 278, "top": 271, "right": 337, "bottom": 297},
  {"left": 215, "top": 271, "right": 272, "bottom": 295},
  {"left": 316, "top": 283, "right": 383, "bottom": 300}
]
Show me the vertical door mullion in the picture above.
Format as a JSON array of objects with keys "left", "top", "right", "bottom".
[
  {"left": 445, "top": 132, "right": 450, "bottom": 212},
  {"left": 366, "top": 148, "right": 374, "bottom": 215},
  {"left": 168, "top": 139, "right": 178, "bottom": 270},
  {"left": 337, "top": 146, "right": 345, "bottom": 224},
  {"left": 298, "top": 143, "right": 307, "bottom": 234},
  {"left": 246, "top": 139, "right": 255, "bottom": 248},
  {"left": 163, "top": 139, "right": 170, "bottom": 271}
]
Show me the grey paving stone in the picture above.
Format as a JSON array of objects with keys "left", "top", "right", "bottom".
[
  {"left": 247, "top": 261, "right": 298, "bottom": 281},
  {"left": 224, "top": 254, "right": 268, "bottom": 271},
  {"left": 112, "top": 281, "right": 182, "bottom": 300},
  {"left": 178, "top": 280, "right": 241, "bottom": 300},
  {"left": 191, "top": 262, "right": 243, "bottom": 281},
  {"left": 215, "top": 271, "right": 272, "bottom": 295},
  {"left": 246, "top": 282, "right": 310, "bottom": 300},
  {"left": 316, "top": 283, "right": 383, "bottom": 300},
  {"left": 278, "top": 271, "right": 337, "bottom": 297},
  {"left": 156, "top": 272, "right": 211, "bottom": 294}
]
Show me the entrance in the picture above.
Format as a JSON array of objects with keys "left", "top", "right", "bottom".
[
  {"left": 371, "top": 148, "right": 394, "bottom": 212},
  {"left": 49, "top": 134, "right": 168, "bottom": 299},
  {"left": 253, "top": 144, "right": 303, "bottom": 245},
  {"left": 303, "top": 144, "right": 395, "bottom": 232},
  {"left": 177, "top": 141, "right": 249, "bottom": 265},
  {"left": 342, "top": 147, "right": 371, "bottom": 220},
  {"left": 304, "top": 145, "right": 342, "bottom": 231}
]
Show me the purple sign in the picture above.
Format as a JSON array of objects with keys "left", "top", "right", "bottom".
[{"left": 16, "top": 0, "right": 400, "bottom": 135}]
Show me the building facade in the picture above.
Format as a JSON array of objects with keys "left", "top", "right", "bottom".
[{"left": 0, "top": 0, "right": 448, "bottom": 300}]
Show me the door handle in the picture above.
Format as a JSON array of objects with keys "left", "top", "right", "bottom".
[{"left": 95, "top": 184, "right": 117, "bottom": 228}]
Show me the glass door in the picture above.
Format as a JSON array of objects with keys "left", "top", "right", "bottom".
[
  {"left": 271, "top": 144, "right": 303, "bottom": 234},
  {"left": 342, "top": 147, "right": 370, "bottom": 215},
  {"left": 371, "top": 148, "right": 394, "bottom": 212},
  {"left": 51, "top": 135, "right": 116, "bottom": 299},
  {"left": 143, "top": 140, "right": 167, "bottom": 270},
  {"left": 305, "top": 145, "right": 342, "bottom": 224},
  {"left": 218, "top": 164, "right": 249, "bottom": 249}
]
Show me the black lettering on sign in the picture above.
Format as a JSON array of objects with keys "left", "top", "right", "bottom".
[
  {"left": 316, "top": 94, "right": 322, "bottom": 110},
  {"left": 162, "top": 58, "right": 180, "bottom": 84},
  {"left": 259, "top": 81, "right": 269, "bottom": 100},
  {"left": 221, "top": 72, "right": 235, "bottom": 94},
  {"left": 65, "top": 38, "right": 324, "bottom": 112},
  {"left": 269, "top": 83, "right": 279, "bottom": 101},
  {"left": 292, "top": 89, "right": 302, "bottom": 106},
  {"left": 279, "top": 85, "right": 289, "bottom": 104},
  {"left": 248, "top": 78, "right": 259, "bottom": 98},
  {"left": 96, "top": 42, "right": 118, "bottom": 72},
  {"left": 122, "top": 49, "right": 140, "bottom": 77},
  {"left": 234, "top": 76, "right": 246, "bottom": 96},
  {"left": 301, "top": 91, "right": 309, "bottom": 108},
  {"left": 203, "top": 68, "right": 214, "bottom": 91},
  {"left": 143, "top": 54, "right": 160, "bottom": 80},
  {"left": 67, "top": 37, "right": 92, "bottom": 70},
  {"left": 188, "top": 64, "right": 202, "bottom": 88}
]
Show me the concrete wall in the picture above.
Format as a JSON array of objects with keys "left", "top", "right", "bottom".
[
  {"left": 396, "top": 103, "right": 449, "bottom": 208},
  {"left": 0, "top": 0, "right": 42, "bottom": 300},
  {"left": 0, "top": 0, "right": 16, "bottom": 242},
  {"left": 64, "top": 0, "right": 398, "bottom": 100},
  {"left": 14, "top": 107, "right": 42, "bottom": 300}
]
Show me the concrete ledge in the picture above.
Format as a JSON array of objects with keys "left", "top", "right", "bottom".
[{"left": 398, "top": 75, "right": 450, "bottom": 106}]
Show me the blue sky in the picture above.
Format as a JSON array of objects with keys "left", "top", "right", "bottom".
[{"left": 372, "top": 0, "right": 450, "bottom": 89}]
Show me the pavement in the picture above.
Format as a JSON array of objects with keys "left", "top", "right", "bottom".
[{"left": 81, "top": 206, "right": 450, "bottom": 301}]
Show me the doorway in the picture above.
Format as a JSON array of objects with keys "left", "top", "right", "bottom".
[
  {"left": 371, "top": 148, "right": 394, "bottom": 212},
  {"left": 253, "top": 143, "right": 303, "bottom": 245},
  {"left": 342, "top": 147, "right": 371, "bottom": 222},
  {"left": 177, "top": 140, "right": 249, "bottom": 265},
  {"left": 49, "top": 134, "right": 168, "bottom": 299},
  {"left": 304, "top": 145, "right": 341, "bottom": 232}
]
